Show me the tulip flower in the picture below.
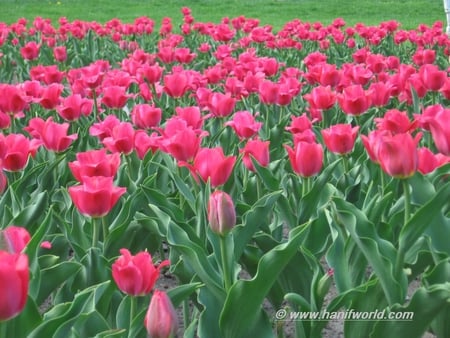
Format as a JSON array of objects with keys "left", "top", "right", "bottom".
[
  {"left": 89, "top": 115, "right": 121, "bottom": 141},
  {"left": 224, "top": 110, "right": 262, "bottom": 139},
  {"left": 2, "top": 134, "right": 40, "bottom": 172},
  {"left": 304, "top": 85, "right": 336, "bottom": 111},
  {"left": 0, "top": 169, "right": 6, "bottom": 195},
  {"left": 424, "top": 108, "right": 450, "bottom": 156},
  {"left": 112, "top": 248, "right": 170, "bottom": 296},
  {"left": 25, "top": 117, "right": 78, "bottom": 152},
  {"left": 207, "top": 92, "right": 236, "bottom": 117},
  {"left": 337, "top": 84, "right": 371, "bottom": 116},
  {"left": 68, "top": 176, "right": 126, "bottom": 218},
  {"left": 38, "top": 83, "right": 64, "bottom": 110},
  {"left": 374, "top": 109, "right": 417, "bottom": 134},
  {"left": 0, "top": 251, "right": 29, "bottom": 321},
  {"left": 419, "top": 64, "right": 446, "bottom": 91},
  {"left": 207, "top": 190, "right": 236, "bottom": 236},
  {"left": 240, "top": 139, "right": 270, "bottom": 172},
  {"left": 190, "top": 147, "right": 236, "bottom": 187},
  {"left": 20, "top": 41, "right": 40, "bottom": 60},
  {"left": 56, "top": 94, "right": 94, "bottom": 121},
  {"left": 144, "top": 290, "right": 178, "bottom": 338},
  {"left": 285, "top": 141, "right": 323, "bottom": 178},
  {"left": 0, "top": 84, "right": 28, "bottom": 117},
  {"left": 377, "top": 132, "right": 421, "bottom": 179},
  {"left": 321, "top": 124, "right": 359, "bottom": 155},
  {"left": 101, "top": 121, "right": 136, "bottom": 155},
  {"left": 0, "top": 226, "right": 31, "bottom": 254},
  {"left": 131, "top": 104, "right": 162, "bottom": 129},
  {"left": 163, "top": 71, "right": 190, "bottom": 98},
  {"left": 101, "top": 85, "right": 131, "bottom": 109},
  {"left": 68, "top": 148, "right": 121, "bottom": 182}
]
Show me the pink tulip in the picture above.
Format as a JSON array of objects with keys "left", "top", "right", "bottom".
[
  {"left": 68, "top": 176, "right": 126, "bottom": 218},
  {"left": 0, "top": 251, "right": 29, "bottom": 321},
  {"left": 224, "top": 111, "right": 262, "bottom": 139},
  {"left": 241, "top": 139, "right": 270, "bottom": 171},
  {"left": 68, "top": 148, "right": 121, "bottom": 182},
  {"left": 0, "top": 226, "right": 31, "bottom": 254},
  {"left": 144, "top": 290, "right": 178, "bottom": 338},
  {"left": 190, "top": 147, "right": 236, "bottom": 187},
  {"left": 112, "top": 248, "right": 169, "bottom": 296},
  {"left": 321, "top": 124, "right": 359, "bottom": 155},
  {"left": 285, "top": 141, "right": 323, "bottom": 177},
  {"left": 208, "top": 190, "right": 236, "bottom": 236}
]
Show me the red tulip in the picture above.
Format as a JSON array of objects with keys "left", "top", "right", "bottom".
[
  {"left": 38, "top": 83, "right": 64, "bottom": 110},
  {"left": 0, "top": 84, "right": 28, "bottom": 117},
  {"left": 89, "top": 115, "right": 121, "bottom": 141},
  {"left": 304, "top": 85, "right": 336, "bottom": 111},
  {"left": 53, "top": 45, "right": 67, "bottom": 62},
  {"left": 20, "top": 41, "right": 40, "bottom": 60},
  {"left": 241, "top": 139, "right": 270, "bottom": 171},
  {"left": 419, "top": 64, "right": 447, "bottom": 92},
  {"left": 144, "top": 290, "right": 178, "bottom": 338},
  {"left": 224, "top": 111, "right": 262, "bottom": 139},
  {"left": 368, "top": 81, "right": 393, "bottom": 107},
  {"left": 418, "top": 147, "right": 450, "bottom": 175},
  {"left": 25, "top": 117, "right": 77, "bottom": 152},
  {"left": 374, "top": 109, "right": 417, "bottom": 134},
  {"left": 208, "top": 92, "right": 236, "bottom": 117},
  {"left": 2, "top": 134, "right": 40, "bottom": 172},
  {"left": 112, "top": 248, "right": 169, "bottom": 296},
  {"left": 175, "top": 106, "right": 204, "bottom": 130},
  {"left": 134, "top": 131, "right": 161, "bottom": 160},
  {"left": 426, "top": 109, "right": 450, "bottom": 155},
  {"left": 207, "top": 190, "right": 236, "bottom": 236},
  {"left": 102, "top": 122, "right": 135, "bottom": 155},
  {"left": 0, "top": 226, "right": 31, "bottom": 254},
  {"left": 321, "top": 124, "right": 359, "bottom": 155},
  {"left": 0, "top": 251, "right": 29, "bottom": 321},
  {"left": 191, "top": 147, "right": 236, "bottom": 187},
  {"left": 101, "top": 85, "right": 131, "bottom": 109},
  {"left": 57, "top": 94, "right": 93, "bottom": 121},
  {"left": 285, "top": 114, "right": 313, "bottom": 134},
  {"left": 285, "top": 141, "right": 323, "bottom": 177},
  {"left": 377, "top": 132, "right": 421, "bottom": 178},
  {"left": 131, "top": 104, "right": 162, "bottom": 129},
  {"left": 337, "top": 84, "right": 371, "bottom": 116},
  {"left": 163, "top": 71, "right": 190, "bottom": 98},
  {"left": 258, "top": 80, "right": 279, "bottom": 105},
  {"left": 68, "top": 176, "right": 126, "bottom": 218},
  {"left": 68, "top": 148, "right": 121, "bottom": 182}
]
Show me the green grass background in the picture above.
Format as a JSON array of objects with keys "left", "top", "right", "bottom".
[{"left": 0, "top": 0, "right": 446, "bottom": 31}]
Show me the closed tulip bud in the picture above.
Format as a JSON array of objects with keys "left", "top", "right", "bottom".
[
  {"left": 144, "top": 290, "right": 178, "bottom": 338},
  {"left": 0, "top": 251, "right": 29, "bottom": 321},
  {"left": 316, "top": 268, "right": 334, "bottom": 300},
  {"left": 208, "top": 190, "right": 236, "bottom": 236}
]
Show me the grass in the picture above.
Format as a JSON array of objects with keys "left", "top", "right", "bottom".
[{"left": 0, "top": 0, "right": 446, "bottom": 31}]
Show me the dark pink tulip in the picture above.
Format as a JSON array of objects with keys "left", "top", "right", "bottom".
[
  {"left": 102, "top": 122, "right": 136, "bottom": 155},
  {"left": 368, "top": 81, "right": 393, "bottom": 107},
  {"left": 57, "top": 94, "right": 93, "bottom": 121},
  {"left": 68, "top": 148, "right": 121, "bottom": 182},
  {"left": 136, "top": 63, "right": 164, "bottom": 84},
  {"left": 304, "top": 85, "right": 336, "bottom": 110},
  {"left": 208, "top": 190, "right": 236, "bottom": 236},
  {"left": 418, "top": 147, "right": 450, "bottom": 175},
  {"left": 144, "top": 290, "right": 178, "bottom": 338},
  {"left": 20, "top": 41, "right": 40, "bottom": 60},
  {"left": 426, "top": 109, "right": 450, "bottom": 155},
  {"left": 53, "top": 45, "right": 67, "bottom": 62},
  {"left": 374, "top": 109, "right": 417, "bottom": 134},
  {"left": 337, "top": 84, "right": 371, "bottom": 116},
  {"left": 286, "top": 114, "right": 313, "bottom": 134},
  {"left": 241, "top": 139, "right": 270, "bottom": 172},
  {"left": 258, "top": 80, "right": 279, "bottom": 105},
  {"left": 25, "top": 117, "right": 77, "bottom": 152},
  {"left": 0, "top": 169, "right": 6, "bottom": 195},
  {"left": 175, "top": 106, "right": 204, "bottom": 130},
  {"left": 68, "top": 176, "right": 126, "bottom": 218},
  {"left": 208, "top": 92, "right": 236, "bottom": 117},
  {"left": 377, "top": 132, "right": 421, "bottom": 179},
  {"left": 0, "top": 226, "right": 31, "bottom": 254},
  {"left": 321, "top": 124, "right": 359, "bottom": 155},
  {"left": 0, "top": 84, "right": 28, "bottom": 117},
  {"left": 191, "top": 147, "right": 236, "bottom": 187},
  {"left": 2, "top": 134, "right": 39, "bottom": 172},
  {"left": 160, "top": 120, "right": 203, "bottom": 162},
  {"left": 89, "top": 115, "right": 121, "bottom": 141},
  {"left": 131, "top": 104, "right": 162, "bottom": 129},
  {"left": 225, "top": 111, "right": 262, "bottom": 139},
  {"left": 101, "top": 85, "right": 131, "bottom": 109},
  {"left": 38, "top": 83, "right": 64, "bottom": 110},
  {"left": 134, "top": 131, "right": 161, "bottom": 159},
  {"left": 285, "top": 141, "right": 323, "bottom": 177},
  {"left": 112, "top": 248, "right": 169, "bottom": 296},
  {"left": 163, "top": 71, "right": 190, "bottom": 98},
  {"left": 0, "top": 251, "right": 29, "bottom": 321},
  {"left": 419, "top": 64, "right": 447, "bottom": 91}
]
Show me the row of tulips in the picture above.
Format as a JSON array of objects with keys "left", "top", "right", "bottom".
[{"left": 0, "top": 7, "right": 450, "bottom": 338}]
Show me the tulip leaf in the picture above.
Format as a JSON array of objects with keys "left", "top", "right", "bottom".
[
  {"left": 399, "top": 181, "right": 450, "bottom": 256},
  {"left": 2, "top": 296, "right": 42, "bottom": 338},
  {"left": 219, "top": 225, "right": 308, "bottom": 338},
  {"left": 233, "top": 190, "right": 282, "bottom": 260},
  {"left": 167, "top": 282, "right": 203, "bottom": 308},
  {"left": 332, "top": 197, "right": 407, "bottom": 305}
]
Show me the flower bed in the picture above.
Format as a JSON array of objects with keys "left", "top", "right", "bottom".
[{"left": 0, "top": 8, "right": 450, "bottom": 338}]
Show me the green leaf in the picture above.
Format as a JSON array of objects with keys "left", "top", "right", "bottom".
[
  {"left": 219, "top": 225, "right": 308, "bottom": 338},
  {"left": 167, "top": 282, "right": 203, "bottom": 308},
  {"left": 371, "top": 284, "right": 450, "bottom": 338}
]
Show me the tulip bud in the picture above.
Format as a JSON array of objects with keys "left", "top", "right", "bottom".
[
  {"left": 315, "top": 268, "right": 334, "bottom": 300},
  {"left": 144, "top": 290, "right": 178, "bottom": 338},
  {"left": 207, "top": 190, "right": 236, "bottom": 236}
]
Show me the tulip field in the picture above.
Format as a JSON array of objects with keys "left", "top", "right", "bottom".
[{"left": 1, "top": 8, "right": 450, "bottom": 338}]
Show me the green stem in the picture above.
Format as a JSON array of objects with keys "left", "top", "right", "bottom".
[
  {"left": 101, "top": 217, "right": 108, "bottom": 242},
  {"left": 402, "top": 179, "right": 411, "bottom": 225},
  {"left": 183, "top": 299, "right": 190, "bottom": 332},
  {"left": 91, "top": 217, "right": 100, "bottom": 249},
  {"left": 0, "top": 321, "right": 7, "bottom": 338},
  {"left": 128, "top": 295, "right": 137, "bottom": 337},
  {"left": 220, "top": 235, "right": 232, "bottom": 292}
]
